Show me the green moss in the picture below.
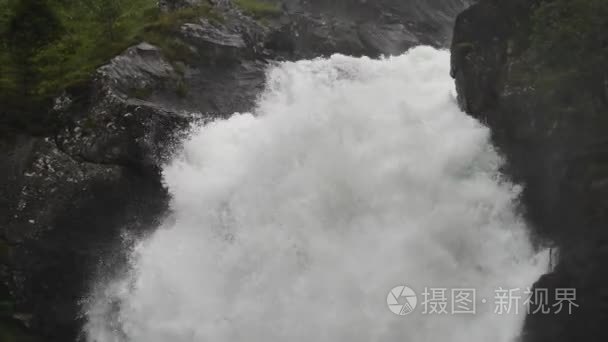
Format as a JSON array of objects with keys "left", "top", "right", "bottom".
[
  {"left": 142, "top": 3, "right": 222, "bottom": 33},
  {"left": 175, "top": 79, "right": 188, "bottom": 98},
  {"left": 453, "top": 42, "right": 475, "bottom": 55},
  {"left": 142, "top": 32, "right": 197, "bottom": 64},
  {"left": 0, "top": 0, "right": 221, "bottom": 122},
  {"left": 29, "top": 0, "right": 159, "bottom": 97},
  {"left": 234, "top": 0, "right": 280, "bottom": 19},
  {"left": 82, "top": 116, "right": 97, "bottom": 131},
  {"left": 173, "top": 61, "right": 186, "bottom": 76},
  {"left": 531, "top": 0, "right": 608, "bottom": 88},
  {"left": 128, "top": 86, "right": 153, "bottom": 100}
]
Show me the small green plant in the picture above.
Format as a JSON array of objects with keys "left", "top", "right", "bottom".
[
  {"left": 234, "top": 0, "right": 280, "bottom": 19},
  {"left": 82, "top": 116, "right": 98, "bottom": 131},
  {"left": 0, "top": 0, "right": 222, "bottom": 129},
  {"left": 142, "top": 32, "right": 196, "bottom": 64},
  {"left": 175, "top": 79, "right": 188, "bottom": 98},
  {"left": 531, "top": 0, "right": 608, "bottom": 89},
  {"left": 173, "top": 61, "right": 186, "bottom": 76},
  {"left": 128, "top": 86, "right": 153, "bottom": 100}
]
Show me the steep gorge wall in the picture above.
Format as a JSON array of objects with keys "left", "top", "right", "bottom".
[{"left": 451, "top": 1, "right": 608, "bottom": 341}]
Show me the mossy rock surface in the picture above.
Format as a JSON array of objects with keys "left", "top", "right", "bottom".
[
  {"left": 0, "top": 0, "right": 222, "bottom": 133},
  {"left": 234, "top": 0, "right": 280, "bottom": 18}
]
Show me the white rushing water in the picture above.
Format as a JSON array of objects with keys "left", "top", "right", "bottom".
[{"left": 85, "top": 46, "right": 547, "bottom": 342}]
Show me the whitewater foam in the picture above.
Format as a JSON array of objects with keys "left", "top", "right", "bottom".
[{"left": 85, "top": 46, "right": 547, "bottom": 342}]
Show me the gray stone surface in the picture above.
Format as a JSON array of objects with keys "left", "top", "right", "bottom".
[{"left": 0, "top": 1, "right": 472, "bottom": 340}]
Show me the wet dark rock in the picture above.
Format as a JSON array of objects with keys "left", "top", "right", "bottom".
[
  {"left": 181, "top": 20, "right": 247, "bottom": 50},
  {"left": 451, "top": 1, "right": 608, "bottom": 341},
  {"left": 0, "top": 0, "right": 472, "bottom": 340},
  {"left": 98, "top": 43, "right": 178, "bottom": 95},
  {"left": 0, "top": 41, "right": 192, "bottom": 342},
  {"left": 0, "top": 135, "right": 166, "bottom": 341},
  {"left": 358, "top": 23, "right": 420, "bottom": 56},
  {"left": 54, "top": 43, "right": 195, "bottom": 171}
]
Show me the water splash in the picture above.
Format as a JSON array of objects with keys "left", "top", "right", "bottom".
[{"left": 85, "top": 46, "right": 547, "bottom": 342}]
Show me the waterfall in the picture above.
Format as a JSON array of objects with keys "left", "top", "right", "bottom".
[{"left": 84, "top": 46, "right": 547, "bottom": 342}]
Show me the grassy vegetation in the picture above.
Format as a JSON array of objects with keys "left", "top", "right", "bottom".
[
  {"left": 0, "top": 0, "right": 220, "bottom": 131},
  {"left": 531, "top": 0, "right": 608, "bottom": 93},
  {"left": 234, "top": 0, "right": 280, "bottom": 18},
  {"left": 128, "top": 86, "right": 154, "bottom": 100},
  {"left": 175, "top": 79, "right": 189, "bottom": 98},
  {"left": 32, "top": 0, "right": 160, "bottom": 97},
  {"left": 0, "top": 0, "right": 286, "bottom": 133},
  {"left": 141, "top": 4, "right": 223, "bottom": 63}
]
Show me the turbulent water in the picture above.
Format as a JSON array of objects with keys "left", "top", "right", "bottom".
[{"left": 85, "top": 47, "right": 547, "bottom": 342}]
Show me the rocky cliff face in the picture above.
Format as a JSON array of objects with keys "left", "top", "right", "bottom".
[
  {"left": 0, "top": 0, "right": 471, "bottom": 340},
  {"left": 452, "top": 1, "right": 608, "bottom": 341}
]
